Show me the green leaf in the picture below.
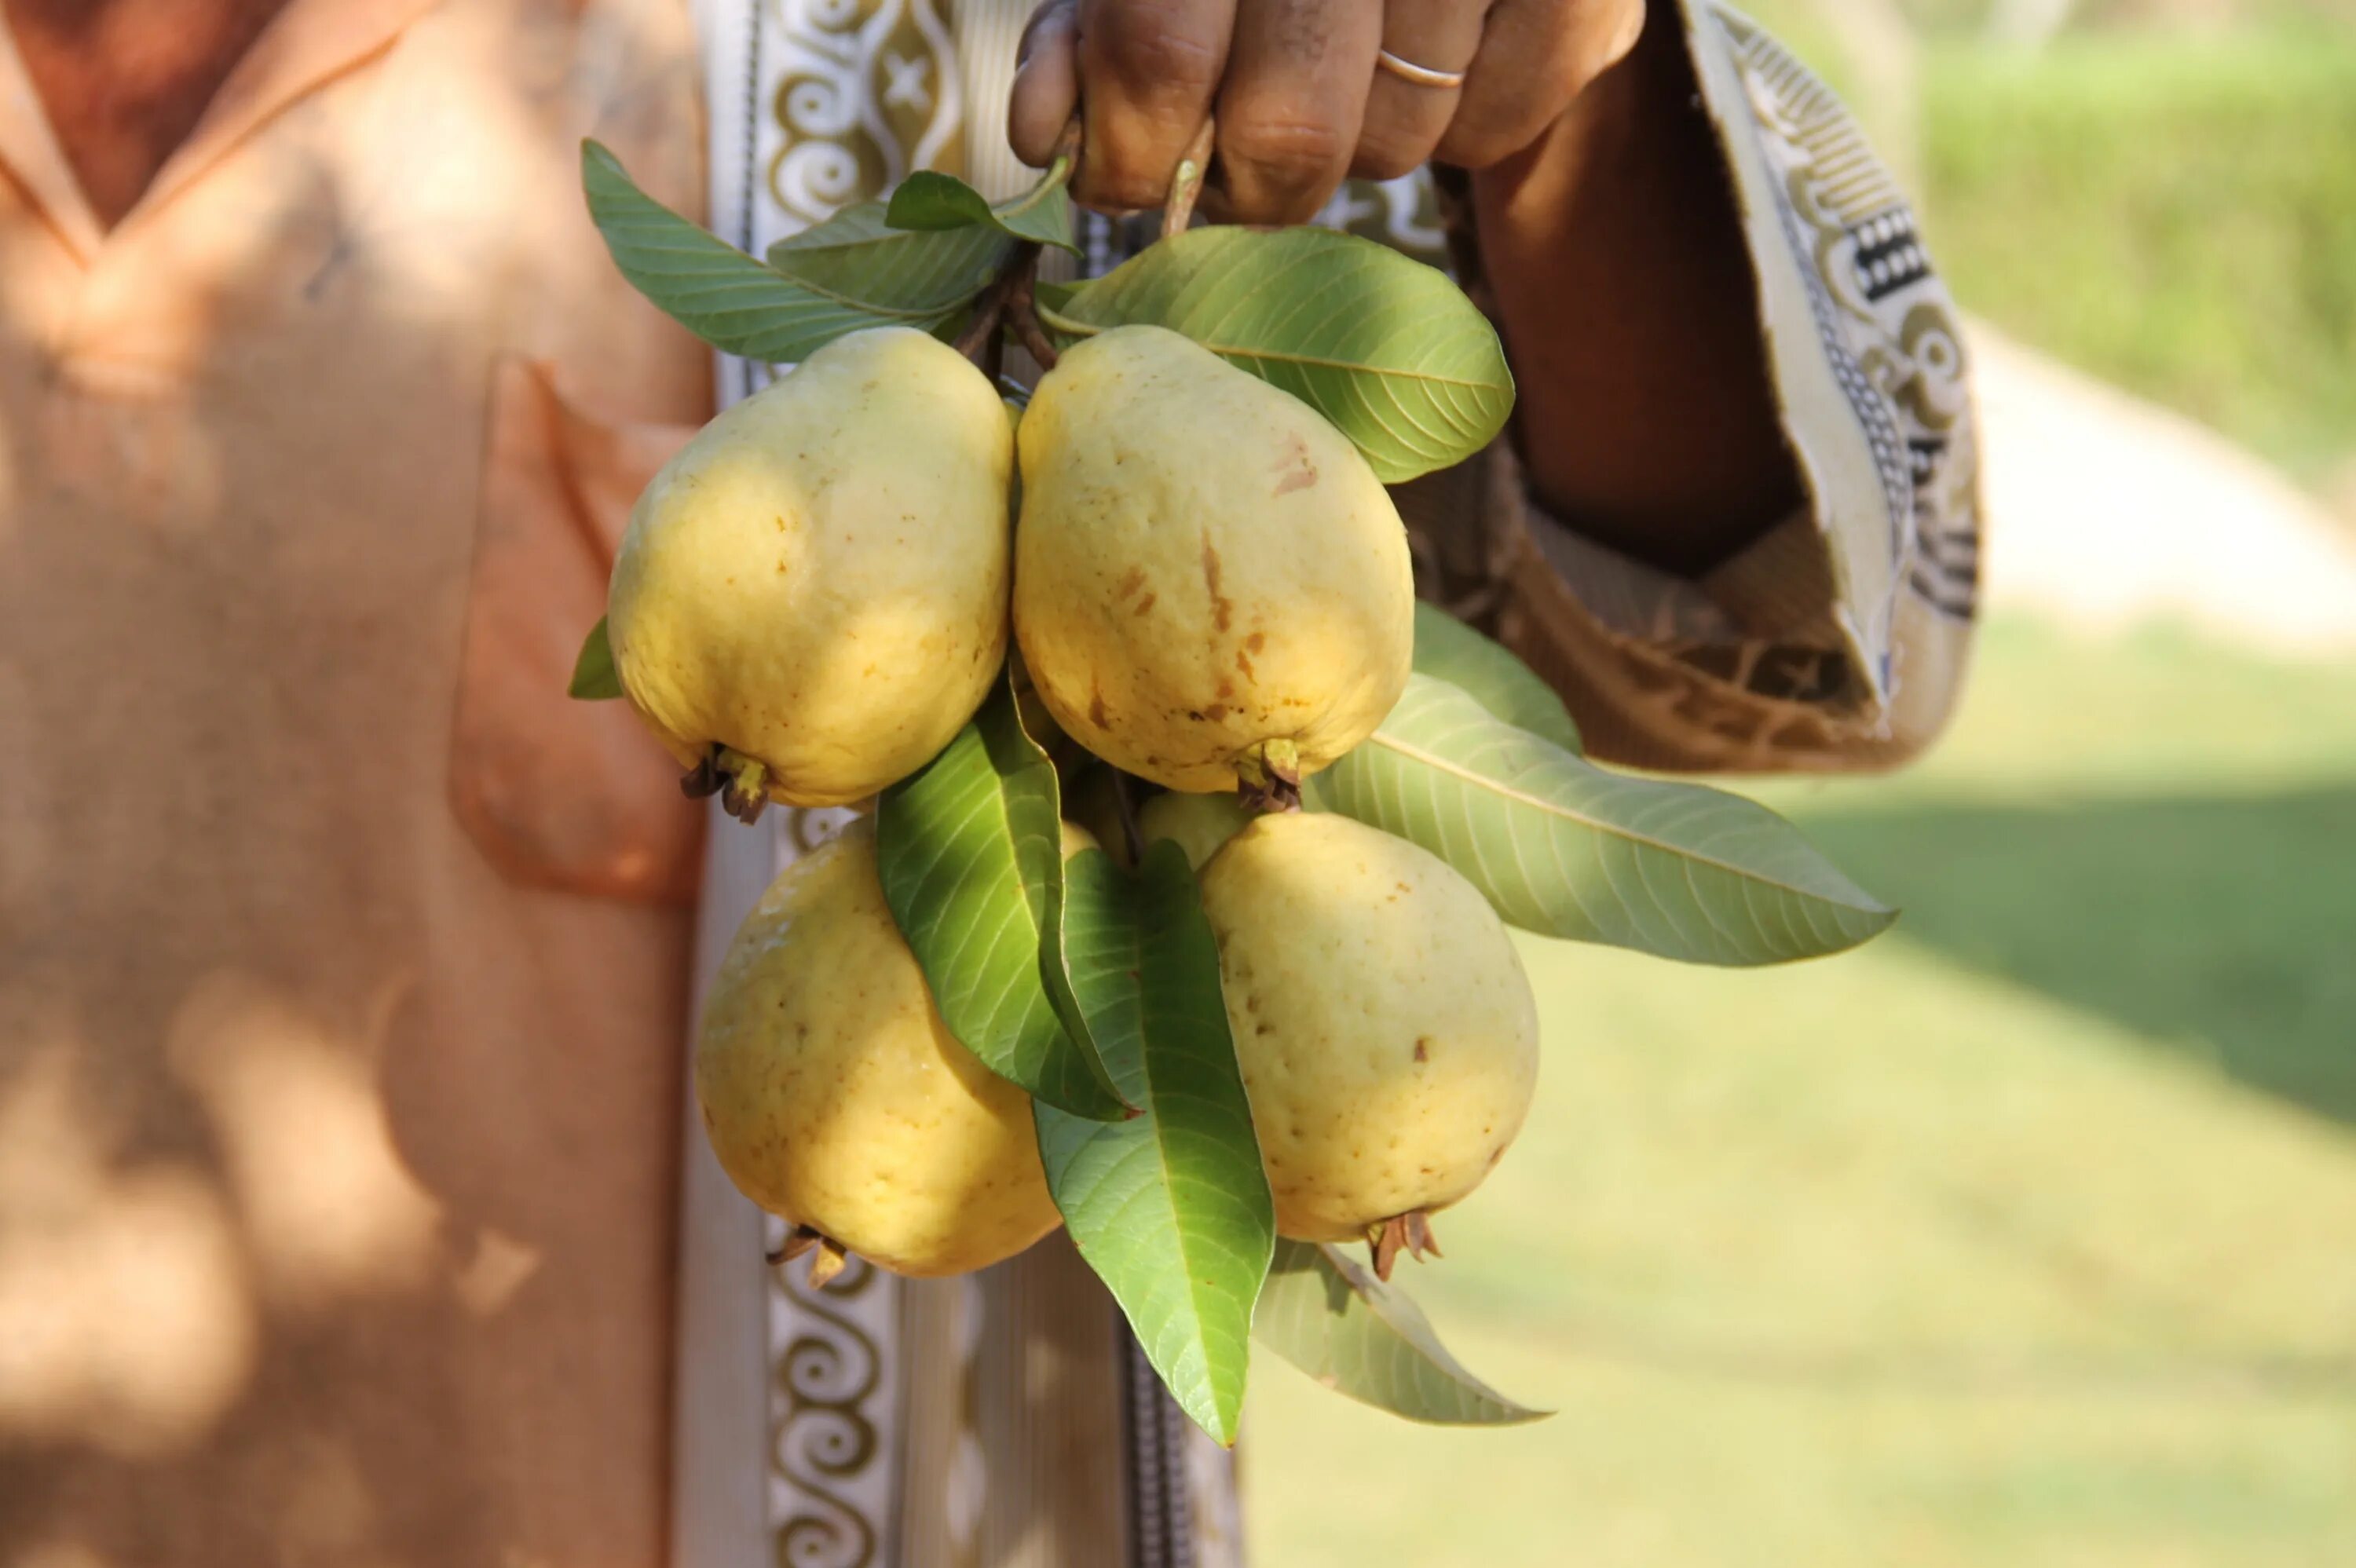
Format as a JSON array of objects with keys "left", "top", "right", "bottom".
[
  {"left": 883, "top": 163, "right": 1080, "bottom": 253},
  {"left": 876, "top": 682, "right": 1127, "bottom": 1121},
  {"left": 567, "top": 616, "right": 623, "bottom": 701},
  {"left": 1009, "top": 674, "right": 1104, "bottom": 1070},
  {"left": 1042, "top": 226, "right": 1514, "bottom": 483},
  {"left": 766, "top": 199, "right": 1014, "bottom": 313},
  {"left": 583, "top": 140, "right": 982, "bottom": 361},
  {"left": 1307, "top": 675, "right": 1897, "bottom": 965},
  {"left": 884, "top": 170, "right": 998, "bottom": 230},
  {"left": 1254, "top": 1241, "right": 1549, "bottom": 1426},
  {"left": 1413, "top": 602, "right": 1580, "bottom": 753},
  {"left": 1035, "top": 844, "right": 1275, "bottom": 1446}
]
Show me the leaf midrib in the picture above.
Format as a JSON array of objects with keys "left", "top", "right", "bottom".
[
  {"left": 1127, "top": 940, "right": 1222, "bottom": 1298},
  {"left": 613, "top": 232, "right": 954, "bottom": 323},
  {"left": 778, "top": 225, "right": 1004, "bottom": 263},
  {"left": 1361, "top": 725, "right": 1884, "bottom": 912},
  {"left": 1034, "top": 302, "right": 1509, "bottom": 391},
  {"left": 1107, "top": 914, "right": 1241, "bottom": 1433},
  {"left": 590, "top": 170, "right": 963, "bottom": 324}
]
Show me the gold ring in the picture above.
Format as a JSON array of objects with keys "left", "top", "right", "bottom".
[{"left": 1376, "top": 49, "right": 1468, "bottom": 90}]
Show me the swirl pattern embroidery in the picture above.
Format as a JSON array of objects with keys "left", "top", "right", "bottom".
[
  {"left": 771, "top": 1251, "right": 893, "bottom": 1568},
  {"left": 770, "top": 0, "right": 963, "bottom": 227}
]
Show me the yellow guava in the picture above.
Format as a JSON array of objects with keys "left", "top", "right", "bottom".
[
  {"left": 1137, "top": 789, "right": 1253, "bottom": 872},
  {"left": 1012, "top": 327, "right": 1414, "bottom": 795},
  {"left": 608, "top": 327, "right": 1012, "bottom": 810},
  {"left": 694, "top": 820, "right": 1060, "bottom": 1277},
  {"left": 1198, "top": 811, "right": 1539, "bottom": 1245}
]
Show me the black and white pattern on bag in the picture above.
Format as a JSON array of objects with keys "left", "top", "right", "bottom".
[{"left": 1718, "top": 5, "right": 1981, "bottom": 627}]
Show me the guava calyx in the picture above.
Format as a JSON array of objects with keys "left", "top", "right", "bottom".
[
  {"left": 765, "top": 1222, "right": 821, "bottom": 1266},
  {"left": 716, "top": 751, "right": 771, "bottom": 824},
  {"left": 677, "top": 744, "right": 774, "bottom": 824},
  {"left": 1366, "top": 1210, "right": 1443, "bottom": 1282},
  {"left": 765, "top": 1222, "right": 854, "bottom": 1291},
  {"left": 1235, "top": 738, "right": 1304, "bottom": 814},
  {"left": 680, "top": 748, "right": 723, "bottom": 802},
  {"left": 804, "top": 1237, "right": 851, "bottom": 1290}
]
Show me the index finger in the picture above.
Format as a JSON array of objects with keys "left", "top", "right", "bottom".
[{"left": 1010, "top": 0, "right": 1082, "bottom": 167}]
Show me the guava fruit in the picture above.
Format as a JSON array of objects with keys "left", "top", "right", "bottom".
[
  {"left": 1137, "top": 789, "right": 1253, "bottom": 872},
  {"left": 1198, "top": 812, "right": 1538, "bottom": 1261},
  {"left": 608, "top": 327, "right": 1013, "bottom": 813},
  {"left": 1012, "top": 327, "right": 1414, "bottom": 800},
  {"left": 694, "top": 820, "right": 1059, "bottom": 1278}
]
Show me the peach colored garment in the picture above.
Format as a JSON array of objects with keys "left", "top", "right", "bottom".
[{"left": 0, "top": 1, "right": 711, "bottom": 1563}]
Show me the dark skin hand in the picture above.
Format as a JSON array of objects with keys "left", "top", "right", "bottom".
[
  {"left": 5, "top": 0, "right": 294, "bottom": 229},
  {"left": 1010, "top": 0, "right": 1803, "bottom": 576}
]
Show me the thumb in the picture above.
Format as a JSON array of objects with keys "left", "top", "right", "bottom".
[{"left": 1008, "top": 0, "right": 1081, "bottom": 168}]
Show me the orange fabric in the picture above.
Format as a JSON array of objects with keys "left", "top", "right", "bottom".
[
  {"left": 0, "top": 14, "right": 97, "bottom": 258},
  {"left": 0, "top": 0, "right": 712, "bottom": 1563},
  {"left": 454, "top": 356, "right": 702, "bottom": 903}
]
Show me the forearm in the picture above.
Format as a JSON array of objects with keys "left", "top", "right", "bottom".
[{"left": 1470, "top": 9, "right": 1803, "bottom": 577}]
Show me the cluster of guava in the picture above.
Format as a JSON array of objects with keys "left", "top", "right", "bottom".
[{"left": 605, "top": 325, "right": 1539, "bottom": 1280}]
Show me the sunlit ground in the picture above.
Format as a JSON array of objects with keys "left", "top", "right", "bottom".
[{"left": 1243, "top": 614, "right": 2356, "bottom": 1566}]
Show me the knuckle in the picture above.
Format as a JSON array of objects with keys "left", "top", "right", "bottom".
[
  {"left": 1091, "top": 2, "right": 1224, "bottom": 97},
  {"left": 1221, "top": 112, "right": 1351, "bottom": 182}
]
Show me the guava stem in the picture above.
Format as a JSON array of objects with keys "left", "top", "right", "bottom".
[
  {"left": 1162, "top": 117, "right": 1216, "bottom": 240},
  {"left": 952, "top": 264, "right": 1018, "bottom": 367},
  {"left": 1049, "top": 115, "right": 1084, "bottom": 187},
  {"left": 1004, "top": 257, "right": 1059, "bottom": 372},
  {"left": 1235, "top": 738, "right": 1304, "bottom": 814},
  {"left": 957, "top": 241, "right": 1048, "bottom": 380}
]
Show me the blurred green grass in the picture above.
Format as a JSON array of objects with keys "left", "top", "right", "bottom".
[
  {"left": 1242, "top": 615, "right": 2356, "bottom": 1566},
  {"left": 1918, "top": 25, "right": 2356, "bottom": 484}
]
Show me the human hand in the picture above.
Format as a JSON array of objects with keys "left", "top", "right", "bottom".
[{"left": 1007, "top": 0, "right": 1647, "bottom": 225}]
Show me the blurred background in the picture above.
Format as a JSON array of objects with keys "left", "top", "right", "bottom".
[{"left": 1243, "top": 2, "right": 2356, "bottom": 1562}]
